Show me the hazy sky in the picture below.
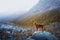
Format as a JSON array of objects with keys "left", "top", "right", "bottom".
[
  {"left": 0, "top": 0, "right": 39, "bottom": 18},
  {"left": 0, "top": 0, "right": 39, "bottom": 13}
]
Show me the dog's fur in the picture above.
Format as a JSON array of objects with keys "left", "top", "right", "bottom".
[{"left": 34, "top": 22, "right": 44, "bottom": 31}]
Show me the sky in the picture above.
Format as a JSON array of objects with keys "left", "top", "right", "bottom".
[{"left": 0, "top": 0, "right": 39, "bottom": 17}]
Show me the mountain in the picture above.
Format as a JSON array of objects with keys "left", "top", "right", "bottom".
[
  {"left": 11, "top": 0, "right": 60, "bottom": 22},
  {"left": 29, "top": 0, "right": 60, "bottom": 13},
  {"left": 1, "top": 0, "right": 60, "bottom": 25},
  {"left": 13, "top": 7, "right": 60, "bottom": 28}
]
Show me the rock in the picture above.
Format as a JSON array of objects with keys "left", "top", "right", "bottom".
[{"left": 27, "top": 31, "right": 57, "bottom": 40}]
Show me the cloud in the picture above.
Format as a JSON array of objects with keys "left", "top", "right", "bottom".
[{"left": 0, "top": 0, "right": 39, "bottom": 13}]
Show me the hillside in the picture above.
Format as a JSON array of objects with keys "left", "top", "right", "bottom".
[{"left": 13, "top": 8, "right": 60, "bottom": 28}]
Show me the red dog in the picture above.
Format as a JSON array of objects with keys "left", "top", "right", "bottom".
[{"left": 34, "top": 22, "right": 44, "bottom": 31}]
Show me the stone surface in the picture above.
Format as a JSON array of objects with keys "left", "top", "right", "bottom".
[{"left": 27, "top": 31, "right": 57, "bottom": 40}]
